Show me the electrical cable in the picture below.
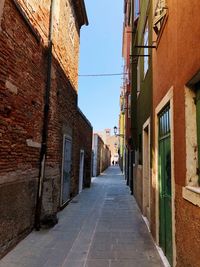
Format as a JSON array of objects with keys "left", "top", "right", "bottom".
[{"left": 78, "top": 73, "right": 128, "bottom": 77}]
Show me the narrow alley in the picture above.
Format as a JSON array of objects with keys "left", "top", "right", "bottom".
[{"left": 0, "top": 167, "right": 164, "bottom": 267}]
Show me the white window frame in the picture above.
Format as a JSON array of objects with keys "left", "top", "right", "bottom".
[{"left": 182, "top": 86, "right": 200, "bottom": 207}]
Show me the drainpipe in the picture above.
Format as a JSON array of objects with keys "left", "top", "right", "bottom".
[{"left": 35, "top": 0, "right": 55, "bottom": 230}]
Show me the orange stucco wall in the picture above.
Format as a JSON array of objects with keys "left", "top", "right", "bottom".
[{"left": 153, "top": 0, "right": 200, "bottom": 266}]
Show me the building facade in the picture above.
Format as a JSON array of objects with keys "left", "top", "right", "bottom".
[
  {"left": 106, "top": 135, "right": 119, "bottom": 165},
  {"left": 125, "top": 0, "right": 200, "bottom": 266},
  {"left": 92, "top": 134, "right": 111, "bottom": 177},
  {"left": 97, "top": 129, "right": 119, "bottom": 165},
  {"left": 121, "top": 0, "right": 132, "bottom": 182},
  {"left": 131, "top": 0, "right": 153, "bottom": 223},
  {"left": 152, "top": 0, "right": 200, "bottom": 266},
  {"left": 0, "top": 0, "right": 92, "bottom": 258}
]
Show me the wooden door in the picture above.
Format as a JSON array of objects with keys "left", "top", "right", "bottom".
[
  {"left": 61, "top": 137, "right": 72, "bottom": 205},
  {"left": 143, "top": 124, "right": 150, "bottom": 223},
  {"left": 158, "top": 105, "right": 173, "bottom": 265},
  {"left": 79, "top": 150, "right": 84, "bottom": 193}
]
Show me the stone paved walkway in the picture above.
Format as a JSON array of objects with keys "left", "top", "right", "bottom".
[{"left": 0, "top": 166, "right": 164, "bottom": 267}]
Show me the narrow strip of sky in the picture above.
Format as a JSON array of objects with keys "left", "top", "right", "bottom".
[{"left": 78, "top": 0, "right": 124, "bottom": 132}]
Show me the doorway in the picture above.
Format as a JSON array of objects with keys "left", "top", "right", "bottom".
[
  {"left": 79, "top": 150, "right": 85, "bottom": 193},
  {"left": 158, "top": 105, "right": 173, "bottom": 265},
  {"left": 142, "top": 119, "right": 150, "bottom": 224},
  {"left": 61, "top": 137, "right": 72, "bottom": 205}
]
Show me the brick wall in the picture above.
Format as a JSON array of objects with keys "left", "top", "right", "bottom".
[
  {"left": 0, "top": 1, "right": 45, "bottom": 256},
  {"left": 0, "top": 0, "right": 91, "bottom": 257}
]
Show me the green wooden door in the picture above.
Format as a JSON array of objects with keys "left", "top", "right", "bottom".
[{"left": 158, "top": 105, "right": 173, "bottom": 265}]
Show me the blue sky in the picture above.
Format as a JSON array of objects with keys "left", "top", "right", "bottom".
[{"left": 78, "top": 0, "right": 124, "bottom": 132}]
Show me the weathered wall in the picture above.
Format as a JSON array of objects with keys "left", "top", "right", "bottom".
[
  {"left": 106, "top": 135, "right": 119, "bottom": 164},
  {"left": 100, "top": 144, "right": 111, "bottom": 173},
  {"left": 152, "top": 0, "right": 200, "bottom": 265},
  {"left": 0, "top": 0, "right": 90, "bottom": 258},
  {"left": 16, "top": 0, "right": 80, "bottom": 89},
  {"left": 131, "top": 0, "right": 153, "bottom": 218},
  {"left": 92, "top": 134, "right": 111, "bottom": 177},
  {"left": 0, "top": 0, "right": 45, "bottom": 257}
]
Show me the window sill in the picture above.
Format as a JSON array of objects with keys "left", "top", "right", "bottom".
[{"left": 182, "top": 186, "right": 200, "bottom": 207}]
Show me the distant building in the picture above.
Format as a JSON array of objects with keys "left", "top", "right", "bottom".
[
  {"left": 96, "top": 128, "right": 111, "bottom": 144},
  {"left": 96, "top": 129, "right": 119, "bottom": 165},
  {"left": 106, "top": 135, "right": 119, "bottom": 164},
  {"left": 92, "top": 134, "right": 111, "bottom": 177}
]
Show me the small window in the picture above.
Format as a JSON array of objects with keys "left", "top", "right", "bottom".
[
  {"left": 144, "top": 22, "right": 149, "bottom": 77},
  {"left": 120, "top": 94, "right": 125, "bottom": 114},
  {"left": 137, "top": 59, "right": 141, "bottom": 95}
]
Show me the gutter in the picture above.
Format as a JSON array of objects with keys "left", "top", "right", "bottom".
[{"left": 34, "top": 0, "right": 55, "bottom": 230}]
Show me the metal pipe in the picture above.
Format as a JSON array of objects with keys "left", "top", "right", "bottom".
[{"left": 35, "top": 0, "right": 55, "bottom": 230}]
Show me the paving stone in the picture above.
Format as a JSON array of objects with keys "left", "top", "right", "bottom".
[
  {"left": 62, "top": 260, "right": 85, "bottom": 267},
  {"left": 110, "top": 259, "right": 163, "bottom": 267},
  {"left": 0, "top": 167, "right": 164, "bottom": 267},
  {"left": 85, "top": 259, "right": 110, "bottom": 267}
]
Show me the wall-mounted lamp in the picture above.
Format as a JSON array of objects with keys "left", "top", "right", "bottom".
[{"left": 113, "top": 126, "right": 124, "bottom": 138}]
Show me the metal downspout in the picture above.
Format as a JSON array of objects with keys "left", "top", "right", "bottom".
[{"left": 35, "top": 0, "right": 55, "bottom": 230}]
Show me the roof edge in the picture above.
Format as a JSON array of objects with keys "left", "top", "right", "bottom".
[{"left": 80, "top": 0, "right": 89, "bottom": 26}]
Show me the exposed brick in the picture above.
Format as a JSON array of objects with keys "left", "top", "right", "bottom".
[{"left": 0, "top": 0, "right": 91, "bottom": 257}]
